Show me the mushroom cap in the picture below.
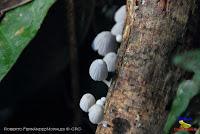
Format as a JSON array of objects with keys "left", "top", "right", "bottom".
[
  {"left": 114, "top": 5, "right": 126, "bottom": 23},
  {"left": 91, "top": 41, "right": 98, "bottom": 51},
  {"left": 111, "top": 22, "right": 124, "bottom": 36},
  {"left": 96, "top": 99, "right": 105, "bottom": 106},
  {"left": 116, "top": 34, "right": 122, "bottom": 43},
  {"left": 103, "top": 52, "right": 117, "bottom": 72},
  {"left": 100, "top": 97, "right": 106, "bottom": 103},
  {"left": 79, "top": 93, "right": 96, "bottom": 112},
  {"left": 89, "top": 59, "right": 108, "bottom": 81},
  {"left": 93, "top": 31, "right": 116, "bottom": 56},
  {"left": 88, "top": 104, "right": 104, "bottom": 124}
]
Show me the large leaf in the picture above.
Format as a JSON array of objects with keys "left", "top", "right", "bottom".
[
  {"left": 164, "top": 80, "right": 199, "bottom": 134},
  {"left": 164, "top": 50, "right": 200, "bottom": 134},
  {"left": 0, "top": 0, "right": 55, "bottom": 81},
  {"left": 173, "top": 50, "right": 200, "bottom": 73}
]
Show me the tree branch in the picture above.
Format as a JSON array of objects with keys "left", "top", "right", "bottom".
[{"left": 96, "top": 0, "right": 200, "bottom": 133}]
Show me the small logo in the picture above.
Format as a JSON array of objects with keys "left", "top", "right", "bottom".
[{"left": 173, "top": 117, "right": 197, "bottom": 133}]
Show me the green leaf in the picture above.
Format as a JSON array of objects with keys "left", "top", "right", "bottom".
[
  {"left": 164, "top": 80, "right": 199, "bottom": 134},
  {"left": 0, "top": 0, "right": 55, "bottom": 81},
  {"left": 173, "top": 50, "right": 200, "bottom": 73}
]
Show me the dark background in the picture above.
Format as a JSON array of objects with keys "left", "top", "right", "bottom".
[{"left": 0, "top": 0, "right": 125, "bottom": 133}]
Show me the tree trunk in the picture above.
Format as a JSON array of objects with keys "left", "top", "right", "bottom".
[{"left": 96, "top": 0, "right": 200, "bottom": 134}]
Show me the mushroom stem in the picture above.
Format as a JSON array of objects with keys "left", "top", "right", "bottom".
[{"left": 103, "top": 79, "right": 112, "bottom": 87}]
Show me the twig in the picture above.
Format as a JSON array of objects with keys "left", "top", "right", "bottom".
[{"left": 65, "top": 0, "right": 80, "bottom": 126}]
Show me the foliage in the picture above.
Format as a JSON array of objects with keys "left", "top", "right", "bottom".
[
  {"left": 173, "top": 50, "right": 200, "bottom": 74},
  {"left": 0, "top": 0, "right": 55, "bottom": 81},
  {"left": 164, "top": 50, "right": 200, "bottom": 134}
]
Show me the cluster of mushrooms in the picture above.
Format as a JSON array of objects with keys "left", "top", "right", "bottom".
[{"left": 79, "top": 5, "right": 126, "bottom": 125}]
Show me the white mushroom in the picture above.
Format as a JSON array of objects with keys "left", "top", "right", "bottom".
[
  {"left": 100, "top": 97, "right": 106, "bottom": 103},
  {"left": 114, "top": 5, "right": 126, "bottom": 23},
  {"left": 92, "top": 31, "right": 117, "bottom": 56},
  {"left": 91, "top": 41, "right": 98, "bottom": 51},
  {"left": 88, "top": 104, "right": 104, "bottom": 124},
  {"left": 142, "top": 0, "right": 145, "bottom": 5},
  {"left": 96, "top": 99, "right": 105, "bottom": 106},
  {"left": 116, "top": 35, "right": 122, "bottom": 43},
  {"left": 111, "top": 22, "right": 124, "bottom": 36},
  {"left": 89, "top": 59, "right": 108, "bottom": 81},
  {"left": 111, "top": 22, "right": 124, "bottom": 43},
  {"left": 79, "top": 93, "right": 96, "bottom": 112},
  {"left": 103, "top": 52, "right": 117, "bottom": 72}
]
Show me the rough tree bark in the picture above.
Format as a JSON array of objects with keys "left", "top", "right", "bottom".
[{"left": 96, "top": 0, "right": 200, "bottom": 134}]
